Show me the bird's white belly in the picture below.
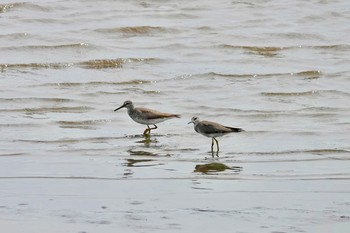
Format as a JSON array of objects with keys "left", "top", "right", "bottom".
[
  {"left": 200, "top": 132, "right": 226, "bottom": 138},
  {"left": 131, "top": 115, "right": 166, "bottom": 125}
]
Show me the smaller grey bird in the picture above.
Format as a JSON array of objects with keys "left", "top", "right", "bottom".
[
  {"left": 188, "top": 116, "right": 243, "bottom": 153},
  {"left": 114, "top": 100, "right": 180, "bottom": 135}
]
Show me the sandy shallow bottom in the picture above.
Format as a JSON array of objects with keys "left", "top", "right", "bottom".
[{"left": 1, "top": 150, "right": 349, "bottom": 233}]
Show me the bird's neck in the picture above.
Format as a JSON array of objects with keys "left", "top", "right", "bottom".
[{"left": 126, "top": 105, "right": 135, "bottom": 114}]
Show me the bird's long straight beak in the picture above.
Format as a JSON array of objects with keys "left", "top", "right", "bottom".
[
  {"left": 114, "top": 104, "right": 126, "bottom": 111},
  {"left": 187, "top": 121, "right": 192, "bottom": 124}
]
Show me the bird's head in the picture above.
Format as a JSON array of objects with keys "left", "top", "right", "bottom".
[
  {"left": 114, "top": 100, "right": 133, "bottom": 111},
  {"left": 188, "top": 116, "right": 200, "bottom": 125}
]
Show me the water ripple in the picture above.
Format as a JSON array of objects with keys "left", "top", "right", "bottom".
[
  {"left": 0, "top": 43, "right": 89, "bottom": 51},
  {"left": 0, "top": 58, "right": 159, "bottom": 71},
  {"left": 0, "top": 106, "right": 93, "bottom": 113},
  {"left": 57, "top": 119, "right": 109, "bottom": 129},
  {"left": 219, "top": 44, "right": 350, "bottom": 51},
  {"left": 0, "top": 174, "right": 349, "bottom": 181},
  {"left": 170, "top": 71, "right": 323, "bottom": 81},
  {"left": 0, "top": 97, "right": 73, "bottom": 103},
  {"left": 0, "top": 2, "right": 23, "bottom": 13},
  {"left": 228, "top": 149, "right": 350, "bottom": 156},
  {"left": 95, "top": 26, "right": 177, "bottom": 35}
]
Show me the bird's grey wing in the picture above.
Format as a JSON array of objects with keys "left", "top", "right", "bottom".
[
  {"left": 196, "top": 121, "right": 233, "bottom": 134},
  {"left": 136, "top": 107, "right": 172, "bottom": 119}
]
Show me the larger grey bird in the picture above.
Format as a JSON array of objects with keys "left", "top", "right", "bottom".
[
  {"left": 114, "top": 100, "right": 180, "bottom": 135},
  {"left": 188, "top": 116, "right": 243, "bottom": 153}
]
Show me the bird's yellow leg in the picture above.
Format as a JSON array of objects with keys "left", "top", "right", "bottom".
[
  {"left": 211, "top": 138, "right": 214, "bottom": 152},
  {"left": 214, "top": 137, "right": 219, "bottom": 152},
  {"left": 143, "top": 125, "right": 151, "bottom": 135},
  {"left": 149, "top": 124, "right": 157, "bottom": 130},
  {"left": 143, "top": 124, "right": 158, "bottom": 136}
]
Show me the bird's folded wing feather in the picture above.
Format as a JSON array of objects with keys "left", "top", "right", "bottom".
[
  {"left": 198, "top": 121, "right": 233, "bottom": 134},
  {"left": 136, "top": 107, "right": 174, "bottom": 119}
]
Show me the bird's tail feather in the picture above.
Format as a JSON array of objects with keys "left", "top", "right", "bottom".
[
  {"left": 171, "top": 114, "right": 181, "bottom": 118},
  {"left": 227, "top": 127, "right": 244, "bottom": 132}
]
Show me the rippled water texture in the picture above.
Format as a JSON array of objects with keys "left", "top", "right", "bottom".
[{"left": 1, "top": 0, "right": 350, "bottom": 232}]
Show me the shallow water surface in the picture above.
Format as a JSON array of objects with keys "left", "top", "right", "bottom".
[{"left": 1, "top": 0, "right": 350, "bottom": 232}]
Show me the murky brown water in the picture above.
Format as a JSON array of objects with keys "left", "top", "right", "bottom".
[{"left": 1, "top": 0, "right": 350, "bottom": 232}]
